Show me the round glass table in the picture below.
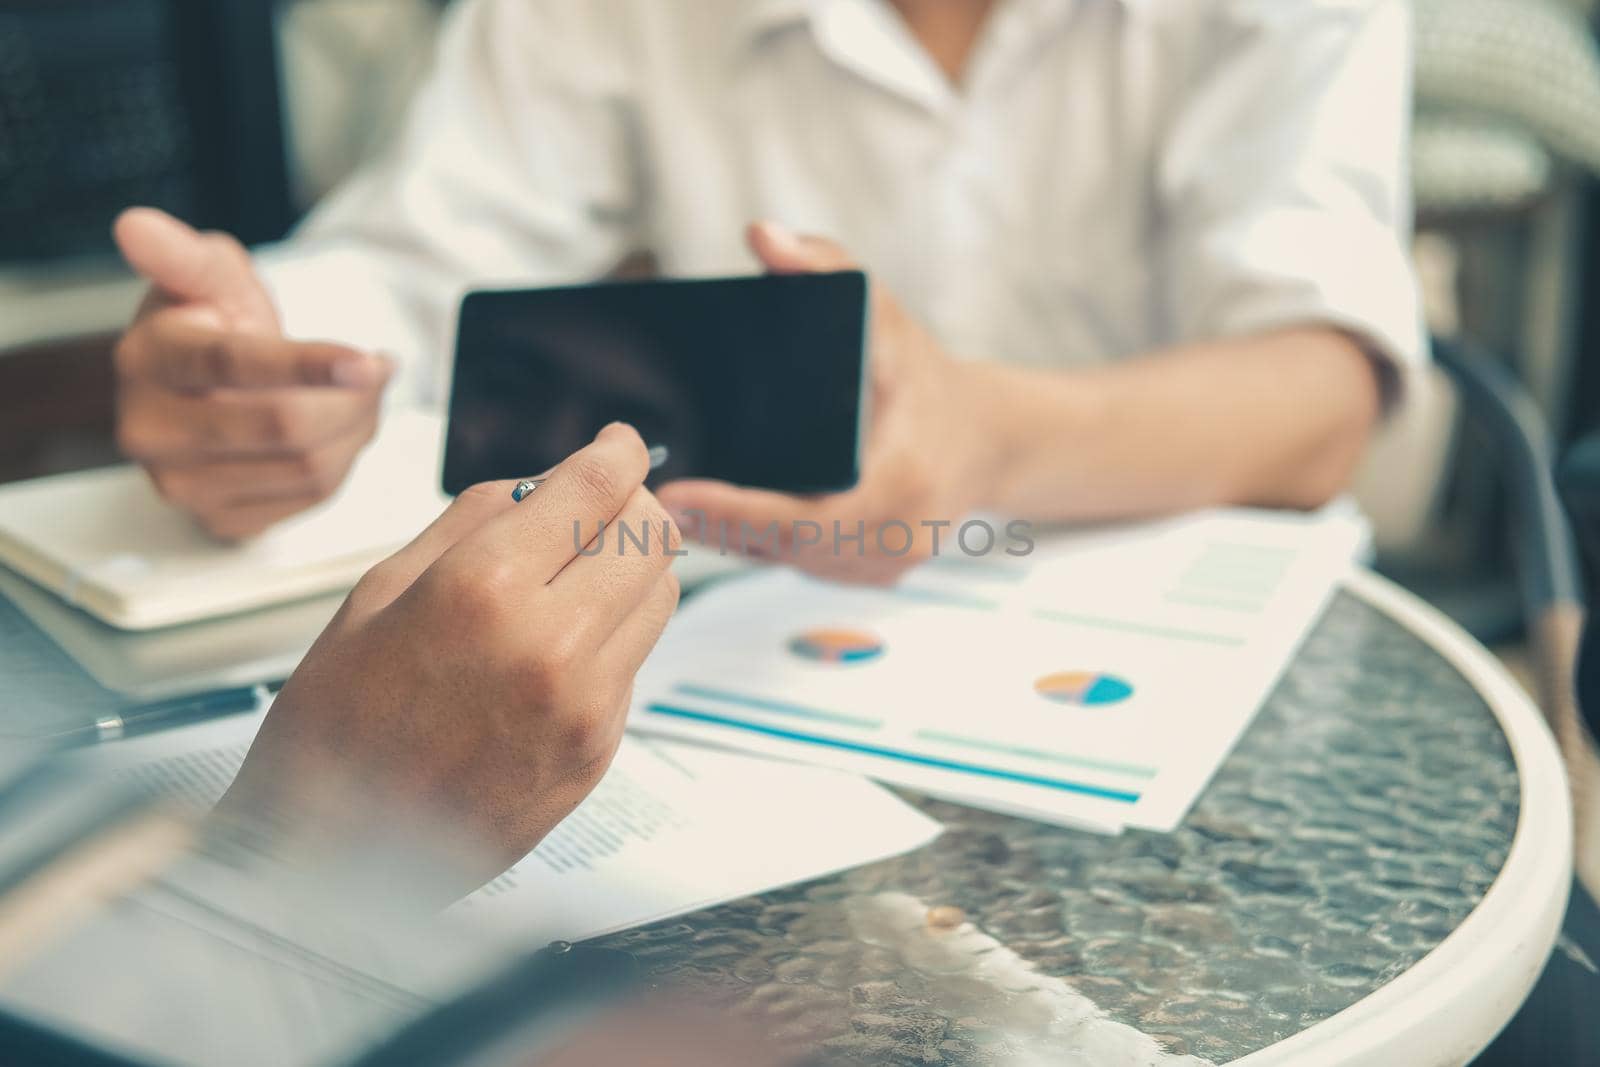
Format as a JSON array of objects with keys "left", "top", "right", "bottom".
[{"left": 593, "top": 571, "right": 1572, "bottom": 1066}]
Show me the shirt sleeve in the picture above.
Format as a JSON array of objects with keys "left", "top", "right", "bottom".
[
  {"left": 258, "top": 0, "right": 644, "bottom": 407},
  {"left": 1158, "top": 0, "right": 1425, "bottom": 402}
]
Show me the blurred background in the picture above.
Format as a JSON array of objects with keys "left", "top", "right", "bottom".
[{"left": 2, "top": 0, "right": 1600, "bottom": 651}]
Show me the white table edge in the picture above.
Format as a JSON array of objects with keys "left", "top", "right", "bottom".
[{"left": 1230, "top": 569, "right": 1573, "bottom": 1067}]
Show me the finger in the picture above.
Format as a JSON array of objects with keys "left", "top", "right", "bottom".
[
  {"left": 372, "top": 479, "right": 524, "bottom": 593},
  {"left": 113, "top": 208, "right": 278, "bottom": 329},
  {"left": 745, "top": 220, "right": 858, "bottom": 274},
  {"left": 377, "top": 423, "right": 648, "bottom": 596},
  {"left": 147, "top": 419, "right": 377, "bottom": 510},
  {"left": 597, "top": 570, "right": 681, "bottom": 684},
  {"left": 796, "top": 546, "right": 919, "bottom": 587},
  {"left": 656, "top": 480, "right": 928, "bottom": 583},
  {"left": 655, "top": 479, "right": 828, "bottom": 554},
  {"left": 118, "top": 382, "right": 382, "bottom": 461},
  {"left": 196, "top": 491, "right": 327, "bottom": 542},
  {"left": 118, "top": 315, "right": 390, "bottom": 391},
  {"left": 439, "top": 422, "right": 652, "bottom": 586},
  {"left": 547, "top": 486, "right": 681, "bottom": 644}
]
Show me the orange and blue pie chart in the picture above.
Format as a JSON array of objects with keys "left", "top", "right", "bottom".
[
  {"left": 1034, "top": 671, "right": 1134, "bottom": 707},
  {"left": 788, "top": 628, "right": 886, "bottom": 664}
]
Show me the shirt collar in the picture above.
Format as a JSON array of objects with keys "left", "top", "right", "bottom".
[
  {"left": 733, "top": 0, "right": 1100, "bottom": 117},
  {"left": 736, "top": 0, "right": 814, "bottom": 48},
  {"left": 734, "top": 0, "right": 1100, "bottom": 54}
]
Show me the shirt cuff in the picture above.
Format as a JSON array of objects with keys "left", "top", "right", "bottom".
[{"left": 1176, "top": 209, "right": 1429, "bottom": 414}]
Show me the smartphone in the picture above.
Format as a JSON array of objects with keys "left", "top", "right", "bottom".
[{"left": 443, "top": 272, "right": 869, "bottom": 495}]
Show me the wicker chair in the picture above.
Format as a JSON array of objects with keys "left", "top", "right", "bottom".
[{"left": 1413, "top": 0, "right": 1600, "bottom": 424}]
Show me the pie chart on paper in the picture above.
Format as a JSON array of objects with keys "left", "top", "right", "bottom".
[
  {"left": 1034, "top": 671, "right": 1134, "bottom": 707},
  {"left": 788, "top": 628, "right": 886, "bottom": 665}
]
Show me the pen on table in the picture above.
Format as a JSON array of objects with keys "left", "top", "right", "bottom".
[
  {"left": 514, "top": 444, "right": 670, "bottom": 502},
  {"left": 51, "top": 685, "right": 267, "bottom": 748}
]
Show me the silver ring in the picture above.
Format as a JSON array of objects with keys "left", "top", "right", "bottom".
[{"left": 512, "top": 479, "right": 540, "bottom": 503}]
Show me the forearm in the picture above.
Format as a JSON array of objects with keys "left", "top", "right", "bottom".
[{"left": 966, "top": 328, "right": 1384, "bottom": 523}]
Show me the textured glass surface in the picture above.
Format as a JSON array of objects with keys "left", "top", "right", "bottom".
[{"left": 596, "top": 592, "right": 1522, "bottom": 1065}]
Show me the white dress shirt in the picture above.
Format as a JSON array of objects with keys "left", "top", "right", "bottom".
[{"left": 263, "top": 0, "right": 1424, "bottom": 408}]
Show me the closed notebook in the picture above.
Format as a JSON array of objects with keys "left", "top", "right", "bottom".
[
  {"left": 0, "top": 564, "right": 343, "bottom": 703},
  {"left": 0, "top": 410, "right": 449, "bottom": 631}
]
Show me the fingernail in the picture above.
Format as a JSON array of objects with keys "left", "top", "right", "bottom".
[
  {"left": 331, "top": 354, "right": 378, "bottom": 387},
  {"left": 667, "top": 507, "right": 700, "bottom": 536},
  {"left": 758, "top": 220, "right": 800, "bottom": 249}
]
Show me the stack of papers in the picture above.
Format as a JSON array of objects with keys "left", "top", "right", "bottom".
[{"left": 631, "top": 508, "right": 1365, "bottom": 833}]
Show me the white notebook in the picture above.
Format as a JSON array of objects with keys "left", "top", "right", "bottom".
[{"left": 0, "top": 410, "right": 449, "bottom": 631}]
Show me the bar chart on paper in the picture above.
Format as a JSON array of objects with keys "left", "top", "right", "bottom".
[{"left": 630, "top": 508, "right": 1366, "bottom": 833}]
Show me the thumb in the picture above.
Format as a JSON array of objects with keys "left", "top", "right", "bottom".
[
  {"left": 114, "top": 208, "right": 277, "bottom": 329},
  {"left": 746, "top": 220, "right": 857, "bottom": 275}
]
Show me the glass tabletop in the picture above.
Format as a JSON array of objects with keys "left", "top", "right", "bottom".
[{"left": 592, "top": 589, "right": 1522, "bottom": 1065}]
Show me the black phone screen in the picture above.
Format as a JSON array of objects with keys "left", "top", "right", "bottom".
[{"left": 443, "top": 272, "right": 868, "bottom": 496}]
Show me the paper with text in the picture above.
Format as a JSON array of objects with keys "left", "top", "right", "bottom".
[{"left": 88, "top": 712, "right": 942, "bottom": 945}]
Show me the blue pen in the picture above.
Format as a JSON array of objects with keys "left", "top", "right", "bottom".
[{"left": 55, "top": 685, "right": 266, "bottom": 747}]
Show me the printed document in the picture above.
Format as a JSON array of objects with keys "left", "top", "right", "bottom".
[
  {"left": 631, "top": 508, "right": 1365, "bottom": 832},
  {"left": 85, "top": 711, "right": 942, "bottom": 944}
]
